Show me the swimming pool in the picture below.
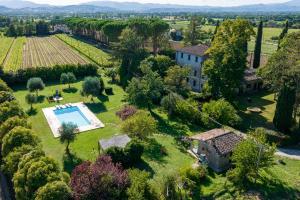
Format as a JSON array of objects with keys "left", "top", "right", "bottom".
[
  {"left": 54, "top": 106, "right": 91, "bottom": 127},
  {"left": 42, "top": 102, "right": 105, "bottom": 137}
]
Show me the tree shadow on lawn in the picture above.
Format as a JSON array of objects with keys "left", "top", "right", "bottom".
[
  {"left": 63, "top": 152, "right": 83, "bottom": 174},
  {"left": 133, "top": 159, "right": 155, "bottom": 177},
  {"left": 234, "top": 91, "right": 275, "bottom": 111},
  {"left": 253, "top": 174, "right": 300, "bottom": 199},
  {"left": 85, "top": 102, "right": 107, "bottom": 114},
  {"left": 238, "top": 111, "right": 274, "bottom": 132},
  {"left": 150, "top": 110, "right": 189, "bottom": 137},
  {"left": 143, "top": 138, "right": 168, "bottom": 164},
  {"left": 26, "top": 108, "right": 38, "bottom": 116},
  {"left": 97, "top": 94, "right": 109, "bottom": 102},
  {"left": 37, "top": 95, "right": 45, "bottom": 103},
  {"left": 63, "top": 87, "right": 78, "bottom": 93}
]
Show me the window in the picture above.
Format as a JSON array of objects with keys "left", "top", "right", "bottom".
[
  {"left": 186, "top": 77, "right": 189, "bottom": 82},
  {"left": 193, "top": 80, "right": 196, "bottom": 86},
  {"left": 194, "top": 70, "right": 197, "bottom": 76},
  {"left": 181, "top": 52, "right": 184, "bottom": 58},
  {"left": 195, "top": 56, "right": 198, "bottom": 62},
  {"left": 188, "top": 55, "right": 191, "bottom": 60}
]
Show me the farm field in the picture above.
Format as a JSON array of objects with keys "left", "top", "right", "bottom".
[
  {"left": 55, "top": 34, "right": 110, "bottom": 66},
  {"left": 3, "top": 37, "right": 26, "bottom": 71},
  {"left": 22, "top": 37, "right": 89, "bottom": 68},
  {"left": 0, "top": 36, "right": 14, "bottom": 65},
  {"left": 169, "top": 21, "right": 300, "bottom": 55}
]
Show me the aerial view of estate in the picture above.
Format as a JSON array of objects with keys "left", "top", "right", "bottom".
[{"left": 0, "top": 0, "right": 299, "bottom": 199}]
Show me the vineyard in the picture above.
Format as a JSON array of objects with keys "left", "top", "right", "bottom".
[
  {"left": 22, "top": 37, "right": 89, "bottom": 68},
  {"left": 3, "top": 37, "right": 26, "bottom": 71},
  {"left": 56, "top": 34, "right": 110, "bottom": 66},
  {"left": 0, "top": 37, "right": 14, "bottom": 65},
  {"left": 0, "top": 36, "right": 100, "bottom": 71}
]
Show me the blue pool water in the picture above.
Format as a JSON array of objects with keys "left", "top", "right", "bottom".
[{"left": 54, "top": 106, "right": 91, "bottom": 127}]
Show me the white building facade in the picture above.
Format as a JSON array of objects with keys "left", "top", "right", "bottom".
[{"left": 175, "top": 45, "right": 209, "bottom": 92}]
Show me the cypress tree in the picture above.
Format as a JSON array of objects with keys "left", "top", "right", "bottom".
[
  {"left": 278, "top": 20, "right": 289, "bottom": 50},
  {"left": 211, "top": 20, "right": 219, "bottom": 42},
  {"left": 253, "top": 20, "right": 263, "bottom": 69},
  {"left": 273, "top": 80, "right": 296, "bottom": 133}
]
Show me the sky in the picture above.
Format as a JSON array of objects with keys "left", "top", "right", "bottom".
[{"left": 25, "top": 0, "right": 289, "bottom": 7}]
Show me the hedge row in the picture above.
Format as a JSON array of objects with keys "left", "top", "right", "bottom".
[{"left": 0, "top": 64, "right": 98, "bottom": 86}]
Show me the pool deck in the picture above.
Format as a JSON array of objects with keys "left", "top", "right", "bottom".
[{"left": 42, "top": 102, "right": 105, "bottom": 138}]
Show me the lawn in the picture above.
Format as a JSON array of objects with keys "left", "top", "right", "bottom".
[
  {"left": 13, "top": 76, "right": 196, "bottom": 186},
  {"left": 235, "top": 91, "right": 276, "bottom": 132},
  {"left": 168, "top": 21, "right": 300, "bottom": 55},
  {"left": 200, "top": 156, "right": 300, "bottom": 199}
]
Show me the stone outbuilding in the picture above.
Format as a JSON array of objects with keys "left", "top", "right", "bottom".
[{"left": 189, "top": 129, "right": 243, "bottom": 172}]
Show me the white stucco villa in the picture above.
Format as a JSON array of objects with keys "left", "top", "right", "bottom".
[{"left": 175, "top": 44, "right": 209, "bottom": 92}]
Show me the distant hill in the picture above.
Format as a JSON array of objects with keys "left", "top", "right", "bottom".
[{"left": 1, "top": 0, "right": 300, "bottom": 13}]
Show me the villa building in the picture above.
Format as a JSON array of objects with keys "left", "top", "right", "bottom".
[
  {"left": 189, "top": 129, "right": 243, "bottom": 172},
  {"left": 175, "top": 44, "right": 209, "bottom": 92}
]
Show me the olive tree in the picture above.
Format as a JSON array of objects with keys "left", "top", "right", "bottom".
[{"left": 27, "top": 77, "right": 45, "bottom": 96}]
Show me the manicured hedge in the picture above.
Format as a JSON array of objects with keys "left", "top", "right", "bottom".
[{"left": 1, "top": 64, "right": 98, "bottom": 86}]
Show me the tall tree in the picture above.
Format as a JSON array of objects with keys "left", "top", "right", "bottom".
[
  {"left": 117, "top": 28, "right": 148, "bottom": 87},
  {"left": 126, "top": 61, "right": 164, "bottom": 109},
  {"left": 149, "top": 18, "right": 169, "bottom": 55},
  {"left": 227, "top": 128, "right": 275, "bottom": 187},
  {"left": 184, "top": 16, "right": 204, "bottom": 45},
  {"left": 278, "top": 20, "right": 289, "bottom": 49},
  {"left": 59, "top": 122, "right": 78, "bottom": 155},
  {"left": 253, "top": 20, "right": 263, "bottom": 69},
  {"left": 260, "top": 32, "right": 300, "bottom": 132},
  {"left": 203, "top": 19, "right": 254, "bottom": 99},
  {"left": 211, "top": 20, "right": 220, "bottom": 42},
  {"left": 273, "top": 80, "right": 296, "bottom": 132}
]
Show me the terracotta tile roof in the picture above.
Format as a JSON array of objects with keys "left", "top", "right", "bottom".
[
  {"left": 177, "top": 44, "right": 209, "bottom": 56},
  {"left": 190, "top": 129, "right": 243, "bottom": 155},
  {"left": 209, "top": 132, "right": 243, "bottom": 155}
]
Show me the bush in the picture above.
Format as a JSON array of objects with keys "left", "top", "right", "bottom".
[
  {"left": 1, "top": 64, "right": 98, "bottom": 86},
  {"left": 202, "top": 99, "right": 241, "bottom": 127},
  {"left": 116, "top": 105, "right": 137, "bottom": 121},
  {"left": 35, "top": 181, "right": 72, "bottom": 200},
  {"left": 174, "top": 99, "right": 202, "bottom": 125},
  {"left": 0, "top": 116, "right": 30, "bottom": 140},
  {"left": 2, "top": 126, "right": 40, "bottom": 156},
  {"left": 2, "top": 145, "right": 35, "bottom": 176},
  {"left": 105, "top": 139, "right": 144, "bottom": 168},
  {"left": 121, "top": 111, "right": 157, "bottom": 140},
  {"left": 105, "top": 87, "right": 113, "bottom": 95},
  {"left": 0, "top": 101, "right": 25, "bottom": 123},
  {"left": 0, "top": 78, "right": 11, "bottom": 92},
  {"left": 0, "top": 91, "right": 15, "bottom": 103}
]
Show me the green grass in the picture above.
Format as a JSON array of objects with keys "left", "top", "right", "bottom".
[
  {"left": 235, "top": 91, "right": 276, "bottom": 132},
  {"left": 0, "top": 36, "right": 14, "bottom": 65},
  {"left": 200, "top": 157, "right": 300, "bottom": 199},
  {"left": 168, "top": 21, "right": 300, "bottom": 55},
  {"left": 13, "top": 77, "right": 196, "bottom": 188},
  {"left": 55, "top": 34, "right": 110, "bottom": 66},
  {"left": 3, "top": 37, "right": 26, "bottom": 71}
]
